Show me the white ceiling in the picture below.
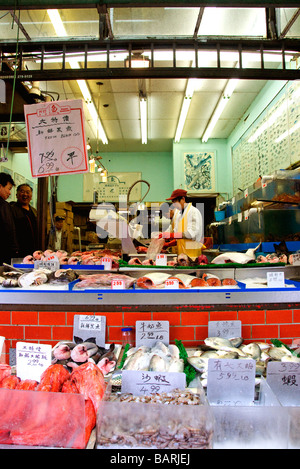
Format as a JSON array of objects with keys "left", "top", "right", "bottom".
[{"left": 1, "top": 6, "right": 299, "bottom": 152}]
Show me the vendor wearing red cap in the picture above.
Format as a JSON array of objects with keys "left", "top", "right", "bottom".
[{"left": 159, "top": 189, "right": 204, "bottom": 259}]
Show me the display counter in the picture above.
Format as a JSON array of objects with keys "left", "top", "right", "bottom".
[{"left": 0, "top": 264, "right": 299, "bottom": 364}]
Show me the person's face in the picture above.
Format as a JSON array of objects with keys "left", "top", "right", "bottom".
[
  {"left": 171, "top": 197, "right": 185, "bottom": 210},
  {"left": 55, "top": 220, "right": 64, "bottom": 231},
  {"left": 0, "top": 182, "right": 13, "bottom": 200},
  {"left": 17, "top": 186, "right": 32, "bottom": 206}
]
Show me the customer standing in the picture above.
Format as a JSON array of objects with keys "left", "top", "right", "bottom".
[
  {"left": 47, "top": 215, "right": 72, "bottom": 254},
  {"left": 0, "top": 172, "right": 19, "bottom": 265},
  {"left": 10, "top": 183, "right": 38, "bottom": 258}
]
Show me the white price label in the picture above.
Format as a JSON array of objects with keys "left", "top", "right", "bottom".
[
  {"left": 34, "top": 254, "right": 60, "bottom": 271},
  {"left": 244, "top": 188, "right": 249, "bottom": 198},
  {"left": 121, "top": 370, "right": 186, "bottom": 396},
  {"left": 267, "top": 271, "right": 285, "bottom": 288},
  {"left": 156, "top": 254, "right": 167, "bottom": 266},
  {"left": 16, "top": 342, "right": 52, "bottom": 382},
  {"left": 165, "top": 278, "right": 179, "bottom": 289},
  {"left": 111, "top": 278, "right": 125, "bottom": 289},
  {"left": 100, "top": 257, "right": 112, "bottom": 270},
  {"left": 292, "top": 253, "right": 300, "bottom": 266}
]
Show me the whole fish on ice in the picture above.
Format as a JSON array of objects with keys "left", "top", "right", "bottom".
[{"left": 211, "top": 243, "right": 261, "bottom": 264}]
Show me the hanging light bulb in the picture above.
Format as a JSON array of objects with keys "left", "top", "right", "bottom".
[{"left": 89, "top": 157, "right": 95, "bottom": 173}]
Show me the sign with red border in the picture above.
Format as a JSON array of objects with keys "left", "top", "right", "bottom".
[{"left": 24, "top": 99, "right": 89, "bottom": 177}]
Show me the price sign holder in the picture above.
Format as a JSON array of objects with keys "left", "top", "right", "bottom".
[
  {"left": 267, "top": 271, "right": 285, "bottom": 288},
  {"left": 267, "top": 361, "right": 300, "bottom": 405},
  {"left": 136, "top": 320, "right": 169, "bottom": 348},
  {"left": 121, "top": 370, "right": 186, "bottom": 395},
  {"left": 208, "top": 320, "right": 241, "bottom": 339},
  {"left": 16, "top": 342, "right": 52, "bottom": 382},
  {"left": 207, "top": 358, "right": 256, "bottom": 406},
  {"left": 73, "top": 314, "right": 106, "bottom": 347}
]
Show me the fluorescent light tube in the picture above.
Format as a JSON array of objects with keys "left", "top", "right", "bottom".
[
  {"left": 175, "top": 96, "right": 192, "bottom": 142},
  {"left": 140, "top": 98, "right": 147, "bottom": 144},
  {"left": 202, "top": 79, "right": 238, "bottom": 142}
]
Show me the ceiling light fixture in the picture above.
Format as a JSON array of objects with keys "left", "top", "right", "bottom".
[
  {"left": 140, "top": 97, "right": 147, "bottom": 144},
  {"left": 47, "top": 9, "right": 108, "bottom": 145},
  {"left": 202, "top": 78, "right": 239, "bottom": 142}
]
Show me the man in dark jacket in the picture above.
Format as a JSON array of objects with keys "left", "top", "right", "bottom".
[
  {"left": 0, "top": 172, "right": 19, "bottom": 265},
  {"left": 10, "top": 183, "right": 38, "bottom": 258}
]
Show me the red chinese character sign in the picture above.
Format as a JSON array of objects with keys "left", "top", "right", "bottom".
[{"left": 24, "top": 99, "right": 89, "bottom": 177}]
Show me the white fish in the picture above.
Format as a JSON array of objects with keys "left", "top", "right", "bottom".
[
  {"left": 149, "top": 354, "right": 167, "bottom": 372},
  {"left": 211, "top": 243, "right": 261, "bottom": 265},
  {"left": 167, "top": 357, "right": 184, "bottom": 372}
]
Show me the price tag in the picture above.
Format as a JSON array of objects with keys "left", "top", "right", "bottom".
[
  {"left": 0, "top": 335, "right": 5, "bottom": 356},
  {"left": 156, "top": 254, "right": 167, "bottom": 266},
  {"left": 207, "top": 358, "right": 256, "bottom": 406},
  {"left": 111, "top": 278, "right": 125, "bottom": 290},
  {"left": 16, "top": 342, "right": 52, "bottom": 382},
  {"left": 165, "top": 278, "right": 179, "bottom": 289},
  {"left": 121, "top": 370, "right": 186, "bottom": 396},
  {"left": 208, "top": 320, "right": 241, "bottom": 339},
  {"left": 73, "top": 314, "right": 106, "bottom": 347},
  {"left": 237, "top": 213, "right": 242, "bottom": 222},
  {"left": 244, "top": 210, "right": 249, "bottom": 220},
  {"left": 100, "top": 256, "right": 112, "bottom": 270},
  {"left": 292, "top": 253, "right": 300, "bottom": 266},
  {"left": 231, "top": 197, "right": 235, "bottom": 205},
  {"left": 267, "top": 361, "right": 300, "bottom": 405},
  {"left": 229, "top": 216, "right": 232, "bottom": 225},
  {"left": 136, "top": 320, "right": 169, "bottom": 348},
  {"left": 244, "top": 188, "right": 249, "bottom": 198},
  {"left": 267, "top": 271, "right": 285, "bottom": 288},
  {"left": 34, "top": 255, "right": 60, "bottom": 271}
]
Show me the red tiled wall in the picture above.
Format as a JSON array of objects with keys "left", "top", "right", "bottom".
[{"left": 1, "top": 307, "right": 300, "bottom": 364}]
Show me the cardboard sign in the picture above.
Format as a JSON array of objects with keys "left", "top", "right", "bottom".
[
  {"left": 73, "top": 314, "right": 106, "bottom": 347},
  {"left": 267, "top": 271, "right": 285, "bottom": 288},
  {"left": 136, "top": 320, "right": 169, "bottom": 348},
  {"left": 207, "top": 358, "right": 256, "bottom": 406},
  {"left": 121, "top": 370, "right": 186, "bottom": 395},
  {"left": 24, "top": 99, "right": 88, "bottom": 178},
  {"left": 34, "top": 255, "right": 60, "bottom": 272},
  {"left": 16, "top": 342, "right": 52, "bottom": 382},
  {"left": 208, "top": 320, "right": 241, "bottom": 339},
  {"left": 267, "top": 361, "right": 300, "bottom": 405}
]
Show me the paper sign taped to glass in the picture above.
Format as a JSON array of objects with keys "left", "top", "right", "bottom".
[{"left": 24, "top": 99, "right": 89, "bottom": 178}]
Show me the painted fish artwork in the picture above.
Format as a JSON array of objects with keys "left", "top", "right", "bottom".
[{"left": 184, "top": 152, "right": 215, "bottom": 192}]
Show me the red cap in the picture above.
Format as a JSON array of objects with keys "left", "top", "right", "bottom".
[{"left": 166, "top": 189, "right": 187, "bottom": 201}]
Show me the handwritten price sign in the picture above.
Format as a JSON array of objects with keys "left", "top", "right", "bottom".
[
  {"left": 24, "top": 99, "right": 88, "bottom": 178},
  {"left": 121, "top": 370, "right": 186, "bottom": 395}
]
